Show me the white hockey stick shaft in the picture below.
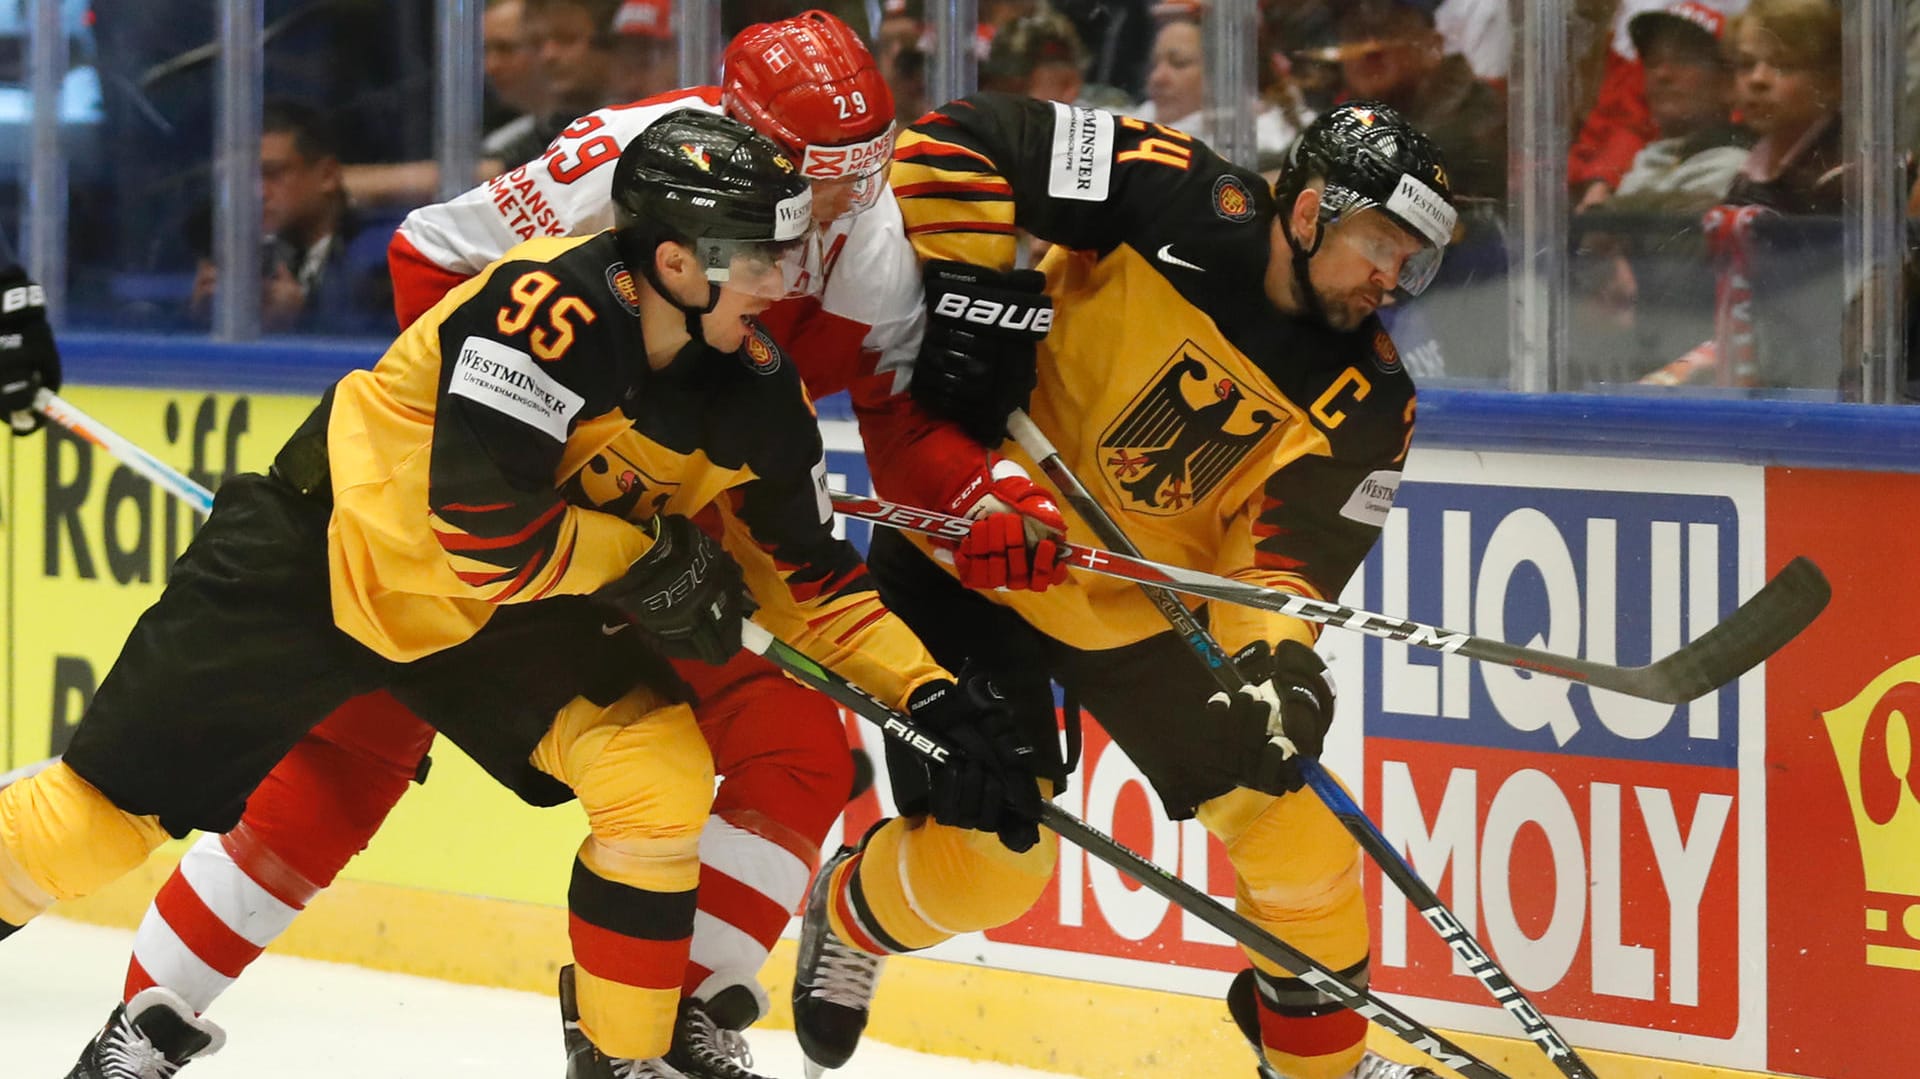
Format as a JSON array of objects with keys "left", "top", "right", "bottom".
[{"left": 34, "top": 388, "right": 216, "bottom": 514}]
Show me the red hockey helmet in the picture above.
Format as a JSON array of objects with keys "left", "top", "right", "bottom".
[{"left": 723, "top": 10, "right": 897, "bottom": 218}]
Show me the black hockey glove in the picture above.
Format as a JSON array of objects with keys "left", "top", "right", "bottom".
[
  {"left": 0, "top": 266, "right": 60, "bottom": 436},
  {"left": 594, "top": 514, "right": 757, "bottom": 666},
  {"left": 909, "top": 259, "right": 1053, "bottom": 445},
  {"left": 907, "top": 665, "right": 1046, "bottom": 853},
  {"left": 1205, "top": 640, "right": 1335, "bottom": 796}
]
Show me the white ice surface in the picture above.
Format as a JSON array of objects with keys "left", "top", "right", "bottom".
[{"left": 1, "top": 917, "right": 1071, "bottom": 1078}]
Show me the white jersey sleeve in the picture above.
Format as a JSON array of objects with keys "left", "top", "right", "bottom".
[
  {"left": 816, "top": 188, "right": 926, "bottom": 394},
  {"left": 394, "top": 89, "right": 727, "bottom": 279}
]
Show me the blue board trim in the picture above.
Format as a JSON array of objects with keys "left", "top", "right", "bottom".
[{"left": 59, "top": 333, "right": 1920, "bottom": 473}]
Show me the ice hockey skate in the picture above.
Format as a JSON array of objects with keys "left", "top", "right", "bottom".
[
  {"left": 559, "top": 964, "right": 692, "bottom": 1079},
  {"left": 667, "top": 992, "right": 777, "bottom": 1079},
  {"left": 64, "top": 986, "right": 225, "bottom": 1079},
  {"left": 791, "top": 846, "right": 885, "bottom": 1077}
]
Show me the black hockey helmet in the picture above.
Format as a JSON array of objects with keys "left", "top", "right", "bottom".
[
  {"left": 1273, "top": 101, "right": 1456, "bottom": 297},
  {"left": 612, "top": 109, "right": 815, "bottom": 310}
]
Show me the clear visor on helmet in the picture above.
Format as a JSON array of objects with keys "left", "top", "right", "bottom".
[
  {"left": 1334, "top": 224, "right": 1443, "bottom": 297},
  {"left": 1378, "top": 172, "right": 1454, "bottom": 295},
  {"left": 1395, "top": 243, "right": 1443, "bottom": 296},
  {"left": 809, "top": 160, "right": 892, "bottom": 219},
  {"left": 692, "top": 230, "right": 824, "bottom": 301},
  {"left": 800, "top": 123, "right": 896, "bottom": 220},
  {"left": 1320, "top": 173, "right": 1454, "bottom": 296}
]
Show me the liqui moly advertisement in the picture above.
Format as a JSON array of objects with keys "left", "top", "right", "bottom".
[{"left": 1355, "top": 450, "right": 1769, "bottom": 1071}]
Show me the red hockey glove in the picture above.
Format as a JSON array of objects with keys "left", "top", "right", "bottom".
[{"left": 942, "top": 459, "right": 1068, "bottom": 593}]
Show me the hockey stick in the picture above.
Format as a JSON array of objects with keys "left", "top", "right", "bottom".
[
  {"left": 1004, "top": 409, "right": 1604, "bottom": 1079},
  {"left": 738, "top": 621, "right": 1513, "bottom": 1079},
  {"left": 34, "top": 388, "right": 217, "bottom": 514},
  {"left": 828, "top": 490, "right": 1828, "bottom": 706}
]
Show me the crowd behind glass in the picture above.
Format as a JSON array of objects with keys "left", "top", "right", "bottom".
[{"left": 5, "top": 0, "right": 1913, "bottom": 401}]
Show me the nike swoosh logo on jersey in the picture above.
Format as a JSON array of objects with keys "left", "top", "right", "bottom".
[
  {"left": 601, "top": 622, "right": 630, "bottom": 637},
  {"left": 1155, "top": 244, "right": 1204, "bottom": 272}
]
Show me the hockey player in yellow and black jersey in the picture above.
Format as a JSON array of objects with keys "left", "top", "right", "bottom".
[
  {"left": 790, "top": 97, "right": 1458, "bottom": 1079},
  {"left": 0, "top": 112, "right": 1034, "bottom": 1078}
]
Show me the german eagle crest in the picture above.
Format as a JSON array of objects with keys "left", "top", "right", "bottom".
[
  {"left": 561, "top": 436, "right": 682, "bottom": 521},
  {"left": 1099, "top": 346, "right": 1284, "bottom": 515}
]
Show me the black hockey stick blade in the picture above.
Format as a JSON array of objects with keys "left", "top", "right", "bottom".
[{"left": 1469, "top": 555, "right": 1830, "bottom": 704}]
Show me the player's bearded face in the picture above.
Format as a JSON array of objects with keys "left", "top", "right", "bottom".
[{"left": 1311, "top": 213, "right": 1423, "bottom": 331}]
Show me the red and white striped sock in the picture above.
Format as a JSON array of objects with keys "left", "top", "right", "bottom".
[
  {"left": 684, "top": 808, "right": 818, "bottom": 1009},
  {"left": 123, "top": 824, "right": 320, "bottom": 1014}
]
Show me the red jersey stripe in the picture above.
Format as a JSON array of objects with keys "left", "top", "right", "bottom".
[{"left": 432, "top": 499, "right": 566, "bottom": 551}]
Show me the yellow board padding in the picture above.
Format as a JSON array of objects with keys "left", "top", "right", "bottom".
[{"left": 50, "top": 860, "right": 1796, "bottom": 1079}]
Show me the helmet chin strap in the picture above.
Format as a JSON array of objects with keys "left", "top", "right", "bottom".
[
  {"left": 1281, "top": 194, "right": 1331, "bottom": 328},
  {"left": 625, "top": 229, "right": 722, "bottom": 349},
  {"left": 647, "top": 265, "right": 716, "bottom": 351}
]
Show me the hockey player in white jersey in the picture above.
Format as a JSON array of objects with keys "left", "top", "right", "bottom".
[{"left": 67, "top": 11, "right": 1065, "bottom": 1079}]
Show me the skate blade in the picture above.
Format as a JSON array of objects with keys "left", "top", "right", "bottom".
[{"left": 802, "top": 1055, "right": 829, "bottom": 1079}]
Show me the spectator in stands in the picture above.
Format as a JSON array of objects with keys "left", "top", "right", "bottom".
[
  {"left": 877, "top": 2, "right": 931, "bottom": 123},
  {"left": 492, "top": 0, "right": 620, "bottom": 165},
  {"left": 608, "top": 0, "right": 679, "bottom": 102},
  {"left": 1331, "top": 0, "right": 1507, "bottom": 201},
  {"left": 1606, "top": 1, "right": 1752, "bottom": 211},
  {"left": 1572, "top": 3, "right": 1750, "bottom": 381},
  {"left": 980, "top": 8, "right": 1131, "bottom": 107},
  {"left": 1569, "top": 0, "right": 1663, "bottom": 214},
  {"left": 1052, "top": 0, "right": 1156, "bottom": 99},
  {"left": 1722, "top": 0, "right": 1843, "bottom": 215},
  {"left": 190, "top": 101, "right": 397, "bottom": 335},
  {"left": 342, "top": 0, "right": 563, "bottom": 212},
  {"left": 1573, "top": 1, "right": 1748, "bottom": 339},
  {"left": 1267, "top": 0, "right": 1344, "bottom": 113},
  {"left": 86, "top": 2, "right": 434, "bottom": 321},
  {"left": 1136, "top": 8, "right": 1309, "bottom": 162},
  {"left": 1635, "top": 0, "right": 1847, "bottom": 389},
  {"left": 483, "top": 0, "right": 551, "bottom": 159}
]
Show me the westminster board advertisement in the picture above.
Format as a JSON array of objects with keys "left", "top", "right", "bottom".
[{"left": 0, "top": 381, "right": 1889, "bottom": 1077}]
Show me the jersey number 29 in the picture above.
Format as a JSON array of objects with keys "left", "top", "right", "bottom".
[{"left": 546, "top": 115, "right": 622, "bottom": 185}]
